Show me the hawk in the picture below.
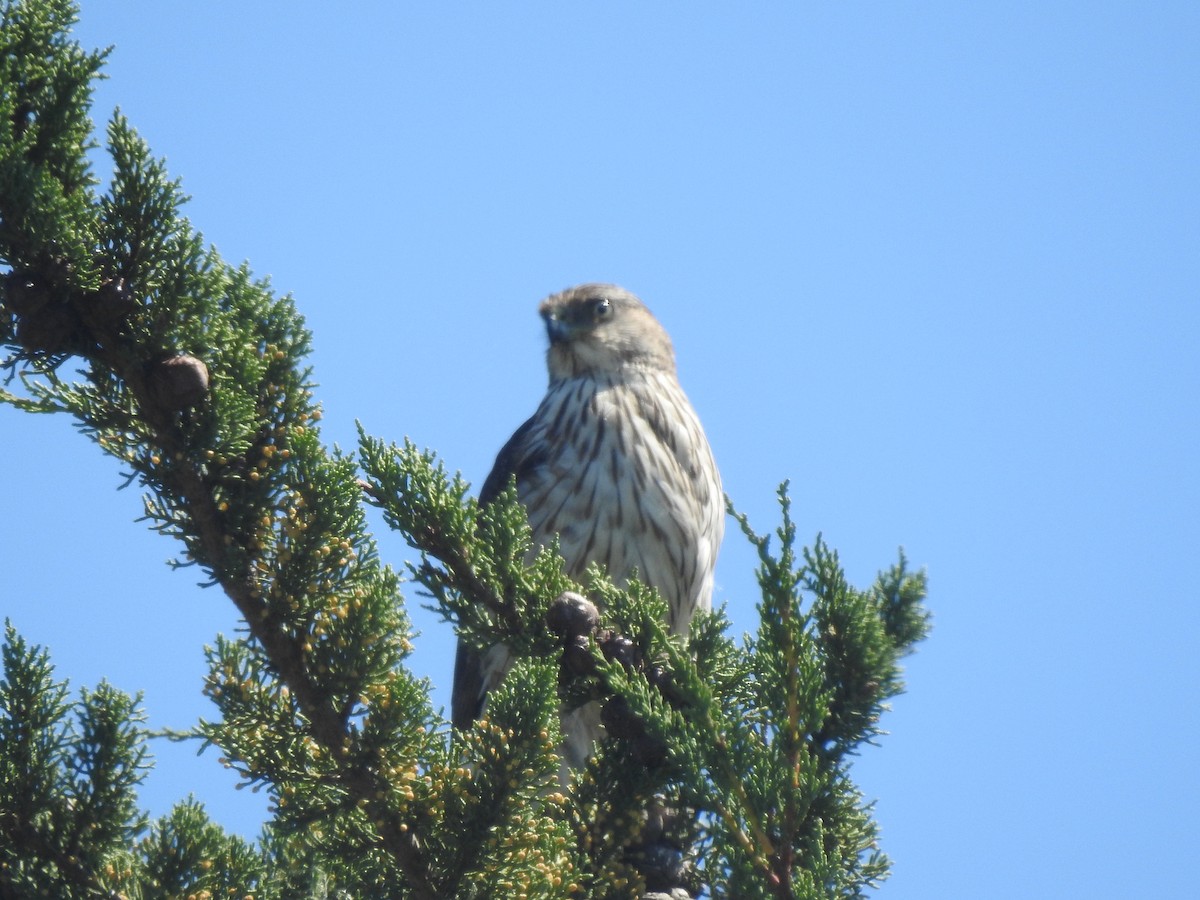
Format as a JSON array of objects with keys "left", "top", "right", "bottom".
[{"left": 452, "top": 284, "right": 723, "bottom": 766}]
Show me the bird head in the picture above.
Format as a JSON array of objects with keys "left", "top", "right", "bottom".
[{"left": 539, "top": 284, "right": 676, "bottom": 381}]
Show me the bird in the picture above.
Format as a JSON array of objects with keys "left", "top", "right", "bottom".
[{"left": 452, "top": 283, "right": 723, "bottom": 767}]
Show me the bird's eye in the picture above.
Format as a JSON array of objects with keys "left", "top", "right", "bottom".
[{"left": 594, "top": 298, "right": 613, "bottom": 321}]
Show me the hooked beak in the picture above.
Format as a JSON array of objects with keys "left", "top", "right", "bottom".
[{"left": 542, "top": 311, "right": 574, "bottom": 344}]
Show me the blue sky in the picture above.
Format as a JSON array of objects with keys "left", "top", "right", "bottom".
[{"left": 3, "top": 2, "right": 1198, "bottom": 896}]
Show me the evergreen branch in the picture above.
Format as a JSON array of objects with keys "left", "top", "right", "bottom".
[
  {"left": 81, "top": 351, "right": 438, "bottom": 900},
  {"left": 358, "top": 434, "right": 520, "bottom": 632},
  {"left": 0, "top": 4, "right": 932, "bottom": 896},
  {"left": 2, "top": 10, "right": 440, "bottom": 887},
  {"left": 1, "top": 623, "right": 148, "bottom": 899},
  {"left": 710, "top": 729, "right": 778, "bottom": 871},
  {"left": 359, "top": 431, "right": 573, "bottom": 659},
  {"left": 0, "top": 383, "right": 63, "bottom": 411}
]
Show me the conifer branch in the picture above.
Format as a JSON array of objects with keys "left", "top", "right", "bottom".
[{"left": 1, "top": 3, "right": 929, "bottom": 896}]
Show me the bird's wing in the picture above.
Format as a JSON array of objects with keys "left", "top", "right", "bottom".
[
  {"left": 477, "top": 412, "right": 544, "bottom": 506},
  {"left": 451, "top": 641, "right": 486, "bottom": 729},
  {"left": 451, "top": 413, "right": 543, "bottom": 730}
]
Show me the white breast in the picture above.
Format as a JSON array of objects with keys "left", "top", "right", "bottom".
[{"left": 517, "top": 370, "right": 723, "bottom": 633}]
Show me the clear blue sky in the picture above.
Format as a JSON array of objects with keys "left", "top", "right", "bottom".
[{"left": 3, "top": 3, "right": 1198, "bottom": 896}]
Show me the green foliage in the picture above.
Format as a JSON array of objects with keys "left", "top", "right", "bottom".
[
  {"left": 0, "top": 2, "right": 930, "bottom": 898},
  {"left": 358, "top": 433, "right": 574, "bottom": 658},
  {"left": 127, "top": 798, "right": 270, "bottom": 900},
  {"left": 1, "top": 621, "right": 148, "bottom": 899},
  {"left": 433, "top": 660, "right": 578, "bottom": 899},
  {"left": 0, "top": 0, "right": 105, "bottom": 300}
]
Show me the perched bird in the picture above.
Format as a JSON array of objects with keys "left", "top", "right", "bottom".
[{"left": 452, "top": 284, "right": 723, "bottom": 766}]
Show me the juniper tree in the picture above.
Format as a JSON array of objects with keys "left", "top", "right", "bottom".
[{"left": 0, "top": 2, "right": 930, "bottom": 897}]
